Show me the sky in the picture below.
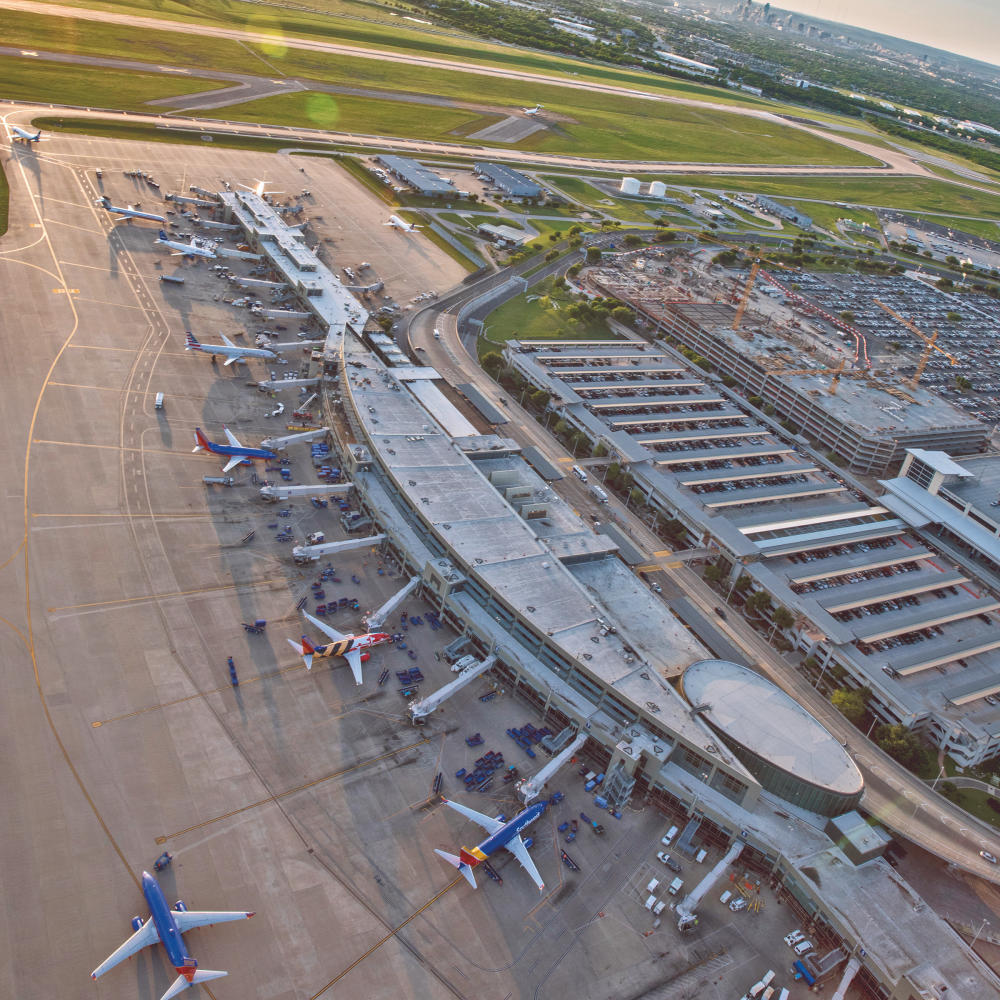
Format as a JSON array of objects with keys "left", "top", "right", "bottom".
[{"left": 764, "top": 0, "right": 1000, "bottom": 67}]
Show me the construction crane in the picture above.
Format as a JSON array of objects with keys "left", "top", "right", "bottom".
[
  {"left": 732, "top": 259, "right": 760, "bottom": 331},
  {"left": 874, "top": 299, "right": 959, "bottom": 389}
]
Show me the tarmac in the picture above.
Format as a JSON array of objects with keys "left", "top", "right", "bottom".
[{"left": 0, "top": 127, "right": 873, "bottom": 1000}]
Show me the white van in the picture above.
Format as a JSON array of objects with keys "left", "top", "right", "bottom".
[
  {"left": 646, "top": 878, "right": 660, "bottom": 894},
  {"left": 719, "top": 890, "right": 733, "bottom": 906},
  {"left": 668, "top": 877, "right": 684, "bottom": 895},
  {"left": 660, "top": 825, "right": 678, "bottom": 847},
  {"left": 794, "top": 939, "right": 813, "bottom": 956},
  {"left": 571, "top": 464, "right": 588, "bottom": 482},
  {"left": 761, "top": 971, "right": 775, "bottom": 988},
  {"left": 154, "top": 392, "right": 164, "bottom": 410},
  {"left": 644, "top": 894, "right": 657, "bottom": 911},
  {"left": 777, "top": 989, "right": 790, "bottom": 1000},
  {"left": 695, "top": 848, "right": 708, "bottom": 864}
]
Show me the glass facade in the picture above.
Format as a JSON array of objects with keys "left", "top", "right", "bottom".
[{"left": 716, "top": 734, "right": 862, "bottom": 817}]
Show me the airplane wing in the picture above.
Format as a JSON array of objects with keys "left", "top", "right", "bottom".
[
  {"left": 91, "top": 919, "right": 160, "bottom": 980},
  {"left": 221, "top": 455, "right": 245, "bottom": 473},
  {"left": 173, "top": 909, "right": 254, "bottom": 934},
  {"left": 504, "top": 835, "right": 545, "bottom": 891},
  {"left": 223, "top": 427, "right": 243, "bottom": 449},
  {"left": 441, "top": 798, "right": 505, "bottom": 836},
  {"left": 342, "top": 647, "right": 364, "bottom": 685},
  {"left": 222, "top": 354, "right": 244, "bottom": 367},
  {"left": 221, "top": 333, "right": 237, "bottom": 348},
  {"left": 302, "top": 611, "right": 347, "bottom": 643}
]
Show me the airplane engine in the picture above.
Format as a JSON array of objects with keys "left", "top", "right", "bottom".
[
  {"left": 173, "top": 900, "right": 188, "bottom": 912},
  {"left": 130, "top": 916, "right": 144, "bottom": 932}
]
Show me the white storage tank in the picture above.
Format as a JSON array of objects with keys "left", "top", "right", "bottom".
[
  {"left": 619, "top": 176, "right": 640, "bottom": 195},
  {"left": 648, "top": 180, "right": 667, "bottom": 198}
]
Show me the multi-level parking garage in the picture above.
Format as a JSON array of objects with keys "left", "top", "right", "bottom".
[{"left": 505, "top": 338, "right": 1000, "bottom": 765}]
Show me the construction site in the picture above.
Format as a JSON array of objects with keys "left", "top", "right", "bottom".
[{"left": 583, "top": 248, "right": 992, "bottom": 474}]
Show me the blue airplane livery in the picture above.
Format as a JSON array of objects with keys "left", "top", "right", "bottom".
[
  {"left": 435, "top": 798, "right": 547, "bottom": 891},
  {"left": 193, "top": 426, "right": 278, "bottom": 473},
  {"left": 91, "top": 870, "right": 254, "bottom": 1000}
]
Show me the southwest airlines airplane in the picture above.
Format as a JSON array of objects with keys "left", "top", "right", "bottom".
[{"left": 91, "top": 870, "right": 254, "bottom": 1000}]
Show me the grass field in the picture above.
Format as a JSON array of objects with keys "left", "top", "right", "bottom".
[
  {"left": 642, "top": 174, "right": 1000, "bottom": 219},
  {"left": 202, "top": 91, "right": 502, "bottom": 143},
  {"left": 33, "top": 0, "right": 783, "bottom": 113},
  {"left": 540, "top": 176, "right": 664, "bottom": 223},
  {"left": 6, "top": 10, "right": 882, "bottom": 170},
  {"left": 484, "top": 289, "right": 617, "bottom": 344},
  {"left": 0, "top": 55, "right": 226, "bottom": 112},
  {"left": 926, "top": 216, "right": 1000, "bottom": 241}
]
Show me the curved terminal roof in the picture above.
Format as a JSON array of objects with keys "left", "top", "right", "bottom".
[{"left": 682, "top": 659, "right": 863, "bottom": 796}]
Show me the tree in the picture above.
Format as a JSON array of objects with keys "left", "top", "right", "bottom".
[
  {"left": 956, "top": 375, "right": 971, "bottom": 392},
  {"left": 611, "top": 306, "right": 632, "bottom": 324},
  {"left": 629, "top": 488, "right": 645, "bottom": 507},
  {"left": 772, "top": 606, "right": 795, "bottom": 631},
  {"left": 704, "top": 563, "right": 724, "bottom": 585},
  {"left": 592, "top": 441, "right": 608, "bottom": 458},
  {"left": 745, "top": 591, "right": 771, "bottom": 617},
  {"left": 946, "top": 311, "right": 963, "bottom": 323},
  {"left": 482, "top": 352, "right": 505, "bottom": 378},
  {"left": 840, "top": 310, "right": 855, "bottom": 322},
  {"left": 875, "top": 724, "right": 929, "bottom": 772},
  {"left": 606, "top": 462, "right": 621, "bottom": 484},
  {"left": 623, "top": 233, "right": 643, "bottom": 248},
  {"left": 831, "top": 688, "right": 866, "bottom": 723},
  {"left": 586, "top": 246, "right": 602, "bottom": 264}
]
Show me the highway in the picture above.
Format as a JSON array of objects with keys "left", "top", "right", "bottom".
[
  {"left": 404, "top": 257, "right": 1000, "bottom": 884},
  {"left": 2, "top": 0, "right": 935, "bottom": 176}
]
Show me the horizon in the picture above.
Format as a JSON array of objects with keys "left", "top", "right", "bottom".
[{"left": 759, "top": 0, "right": 1000, "bottom": 69}]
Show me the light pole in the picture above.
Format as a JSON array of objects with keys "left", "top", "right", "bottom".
[{"left": 972, "top": 917, "right": 990, "bottom": 947}]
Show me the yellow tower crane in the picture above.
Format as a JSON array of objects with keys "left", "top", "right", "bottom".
[
  {"left": 874, "top": 299, "right": 959, "bottom": 389},
  {"left": 731, "top": 260, "right": 760, "bottom": 331}
]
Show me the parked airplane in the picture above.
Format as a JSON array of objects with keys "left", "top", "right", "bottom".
[
  {"left": 239, "top": 178, "right": 283, "bottom": 198},
  {"left": 155, "top": 229, "right": 217, "bottom": 259},
  {"left": 435, "top": 798, "right": 547, "bottom": 891},
  {"left": 90, "top": 869, "right": 254, "bottom": 1000},
  {"left": 96, "top": 195, "right": 166, "bottom": 223},
  {"left": 384, "top": 215, "right": 422, "bottom": 233},
  {"left": 192, "top": 427, "right": 277, "bottom": 473},
  {"left": 287, "top": 611, "right": 391, "bottom": 683},
  {"left": 522, "top": 104, "right": 543, "bottom": 116},
  {"left": 10, "top": 124, "right": 41, "bottom": 142},
  {"left": 185, "top": 331, "right": 276, "bottom": 367}
]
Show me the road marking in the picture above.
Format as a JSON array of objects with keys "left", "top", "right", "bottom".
[
  {"left": 157, "top": 738, "right": 431, "bottom": 843},
  {"left": 47, "top": 577, "right": 282, "bottom": 613},
  {"left": 652, "top": 549, "right": 673, "bottom": 557},
  {"left": 52, "top": 287, "right": 79, "bottom": 294}
]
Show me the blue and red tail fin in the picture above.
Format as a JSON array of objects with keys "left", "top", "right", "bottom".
[
  {"left": 185, "top": 331, "right": 200, "bottom": 350},
  {"left": 192, "top": 428, "right": 211, "bottom": 452},
  {"left": 434, "top": 849, "right": 478, "bottom": 888}
]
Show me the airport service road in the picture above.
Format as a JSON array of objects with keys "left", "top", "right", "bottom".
[{"left": 408, "top": 269, "right": 1000, "bottom": 884}]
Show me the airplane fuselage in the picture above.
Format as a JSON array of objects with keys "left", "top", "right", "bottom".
[
  {"left": 186, "top": 340, "right": 275, "bottom": 362},
  {"left": 99, "top": 198, "right": 166, "bottom": 223},
  {"left": 194, "top": 429, "right": 276, "bottom": 463},
  {"left": 310, "top": 632, "right": 390, "bottom": 661},
  {"left": 156, "top": 230, "right": 216, "bottom": 259},
  {"left": 460, "top": 802, "right": 547, "bottom": 867},
  {"left": 142, "top": 872, "right": 193, "bottom": 973}
]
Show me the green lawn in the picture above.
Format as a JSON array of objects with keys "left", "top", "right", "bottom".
[
  {"left": 642, "top": 174, "right": 1000, "bottom": 219},
  {"left": 925, "top": 216, "right": 1000, "bottom": 241},
  {"left": 206, "top": 90, "right": 502, "bottom": 143},
  {"left": 0, "top": 55, "right": 226, "bottom": 112},
  {"left": 5, "top": 10, "right": 881, "bottom": 170},
  {"left": 483, "top": 290, "right": 617, "bottom": 345},
  {"left": 540, "top": 176, "right": 666, "bottom": 223}
]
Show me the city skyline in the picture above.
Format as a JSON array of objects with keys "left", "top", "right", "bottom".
[{"left": 764, "top": 0, "right": 1000, "bottom": 68}]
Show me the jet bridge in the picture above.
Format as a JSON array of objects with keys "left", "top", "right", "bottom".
[
  {"left": 830, "top": 957, "right": 862, "bottom": 1000},
  {"left": 408, "top": 656, "right": 496, "bottom": 721},
  {"left": 259, "top": 482, "right": 350, "bottom": 502},
  {"left": 292, "top": 533, "right": 385, "bottom": 563},
  {"left": 259, "top": 427, "right": 330, "bottom": 449},
  {"left": 675, "top": 838, "right": 745, "bottom": 932},
  {"left": 518, "top": 732, "right": 588, "bottom": 804},
  {"left": 366, "top": 577, "right": 421, "bottom": 629}
]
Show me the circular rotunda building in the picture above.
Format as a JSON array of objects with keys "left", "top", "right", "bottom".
[{"left": 682, "top": 659, "right": 864, "bottom": 817}]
